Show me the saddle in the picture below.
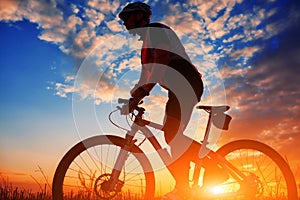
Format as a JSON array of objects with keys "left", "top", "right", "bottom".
[{"left": 197, "top": 105, "right": 232, "bottom": 130}]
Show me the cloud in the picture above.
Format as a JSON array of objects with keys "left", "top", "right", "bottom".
[
  {"left": 0, "top": 0, "right": 63, "bottom": 26},
  {"left": 55, "top": 82, "right": 75, "bottom": 98},
  {"left": 1, "top": 0, "right": 292, "bottom": 63},
  {"left": 39, "top": 15, "right": 83, "bottom": 44},
  {"left": 53, "top": 35, "right": 142, "bottom": 104},
  {"left": 222, "top": 34, "right": 244, "bottom": 43},
  {"left": 2, "top": 1, "right": 298, "bottom": 116},
  {"left": 106, "top": 19, "right": 123, "bottom": 32},
  {"left": 84, "top": 7, "right": 105, "bottom": 27},
  {"left": 55, "top": 73, "right": 129, "bottom": 105},
  {"left": 87, "top": 0, "right": 120, "bottom": 14},
  {"left": 162, "top": 0, "right": 291, "bottom": 76},
  {"left": 217, "top": 6, "right": 300, "bottom": 146},
  {"left": 231, "top": 46, "right": 261, "bottom": 63},
  {"left": 0, "top": 0, "right": 123, "bottom": 61},
  {"left": 221, "top": 23, "right": 300, "bottom": 160},
  {"left": 0, "top": 0, "right": 23, "bottom": 21},
  {"left": 220, "top": 66, "right": 251, "bottom": 78}
]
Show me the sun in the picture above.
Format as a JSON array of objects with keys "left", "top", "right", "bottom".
[{"left": 211, "top": 185, "right": 225, "bottom": 195}]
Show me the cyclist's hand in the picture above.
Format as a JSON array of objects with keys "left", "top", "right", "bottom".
[
  {"left": 129, "top": 98, "right": 139, "bottom": 112},
  {"left": 120, "top": 98, "right": 139, "bottom": 115}
]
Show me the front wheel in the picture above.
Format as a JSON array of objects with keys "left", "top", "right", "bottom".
[
  {"left": 215, "top": 140, "right": 298, "bottom": 200},
  {"left": 52, "top": 135, "right": 155, "bottom": 200}
]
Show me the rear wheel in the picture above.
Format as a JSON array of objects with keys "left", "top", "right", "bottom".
[
  {"left": 52, "top": 135, "right": 155, "bottom": 200},
  {"left": 213, "top": 140, "right": 298, "bottom": 200}
]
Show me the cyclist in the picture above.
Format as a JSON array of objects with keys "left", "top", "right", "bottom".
[{"left": 119, "top": 2, "right": 219, "bottom": 199}]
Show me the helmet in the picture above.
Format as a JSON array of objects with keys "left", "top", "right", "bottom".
[{"left": 119, "top": 2, "right": 152, "bottom": 21}]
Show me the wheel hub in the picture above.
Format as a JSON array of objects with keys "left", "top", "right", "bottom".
[{"left": 94, "top": 174, "right": 124, "bottom": 199}]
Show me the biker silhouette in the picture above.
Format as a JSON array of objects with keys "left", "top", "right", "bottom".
[{"left": 119, "top": 2, "right": 227, "bottom": 199}]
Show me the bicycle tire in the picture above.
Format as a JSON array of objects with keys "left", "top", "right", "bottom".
[
  {"left": 52, "top": 135, "right": 155, "bottom": 200},
  {"left": 215, "top": 139, "right": 298, "bottom": 200}
]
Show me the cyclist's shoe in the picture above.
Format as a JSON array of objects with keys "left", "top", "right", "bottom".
[
  {"left": 160, "top": 187, "right": 192, "bottom": 200},
  {"left": 203, "top": 161, "right": 229, "bottom": 186}
]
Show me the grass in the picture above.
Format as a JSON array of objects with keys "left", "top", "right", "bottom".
[
  {"left": 0, "top": 182, "right": 51, "bottom": 200},
  {"left": 0, "top": 169, "right": 146, "bottom": 200},
  {"left": 0, "top": 178, "right": 144, "bottom": 200},
  {"left": 1, "top": 173, "right": 299, "bottom": 200},
  {"left": 0, "top": 184, "right": 143, "bottom": 200}
]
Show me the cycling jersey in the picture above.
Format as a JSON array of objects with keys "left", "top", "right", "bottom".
[
  {"left": 141, "top": 23, "right": 191, "bottom": 64},
  {"left": 132, "top": 22, "right": 202, "bottom": 101}
]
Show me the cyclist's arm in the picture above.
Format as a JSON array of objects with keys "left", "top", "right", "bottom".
[{"left": 130, "top": 65, "right": 156, "bottom": 101}]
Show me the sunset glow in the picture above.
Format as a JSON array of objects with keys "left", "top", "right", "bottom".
[{"left": 1, "top": 0, "right": 299, "bottom": 199}]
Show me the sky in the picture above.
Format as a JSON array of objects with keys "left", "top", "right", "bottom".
[{"left": 0, "top": 0, "right": 300, "bottom": 192}]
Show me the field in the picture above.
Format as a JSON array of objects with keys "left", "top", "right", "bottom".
[
  {"left": 0, "top": 182, "right": 51, "bottom": 200},
  {"left": 0, "top": 179, "right": 144, "bottom": 200},
  {"left": 1, "top": 175, "right": 299, "bottom": 200},
  {"left": 1, "top": 183, "right": 300, "bottom": 200}
]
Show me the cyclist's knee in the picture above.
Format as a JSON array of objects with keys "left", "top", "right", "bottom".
[
  {"left": 163, "top": 116, "right": 181, "bottom": 144},
  {"left": 163, "top": 127, "right": 178, "bottom": 144}
]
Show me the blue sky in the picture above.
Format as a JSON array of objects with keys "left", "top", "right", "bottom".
[{"left": 1, "top": 0, "right": 300, "bottom": 187}]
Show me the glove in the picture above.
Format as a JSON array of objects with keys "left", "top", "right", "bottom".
[
  {"left": 128, "top": 98, "right": 139, "bottom": 113},
  {"left": 120, "top": 98, "right": 139, "bottom": 115}
]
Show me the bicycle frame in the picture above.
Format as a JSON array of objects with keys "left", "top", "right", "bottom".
[{"left": 108, "top": 105, "right": 253, "bottom": 193}]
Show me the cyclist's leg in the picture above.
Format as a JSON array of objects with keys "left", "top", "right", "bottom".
[
  {"left": 162, "top": 93, "right": 228, "bottom": 191},
  {"left": 162, "top": 92, "right": 197, "bottom": 190},
  {"left": 161, "top": 74, "right": 203, "bottom": 195}
]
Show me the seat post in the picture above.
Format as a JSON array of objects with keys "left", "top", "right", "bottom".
[
  {"left": 192, "top": 110, "right": 213, "bottom": 187},
  {"left": 200, "top": 110, "right": 212, "bottom": 155}
]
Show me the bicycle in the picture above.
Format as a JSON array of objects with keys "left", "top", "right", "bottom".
[{"left": 52, "top": 98, "right": 298, "bottom": 200}]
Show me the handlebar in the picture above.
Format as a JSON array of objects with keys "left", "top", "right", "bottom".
[{"left": 118, "top": 98, "right": 129, "bottom": 104}]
